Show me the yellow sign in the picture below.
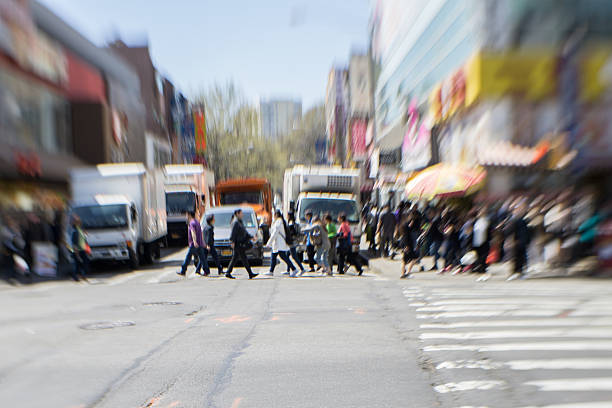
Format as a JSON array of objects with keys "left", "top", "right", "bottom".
[
  {"left": 580, "top": 46, "right": 612, "bottom": 102},
  {"left": 465, "top": 50, "right": 557, "bottom": 106}
]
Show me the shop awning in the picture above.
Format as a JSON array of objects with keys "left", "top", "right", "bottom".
[
  {"left": 477, "top": 140, "right": 550, "bottom": 167},
  {"left": 405, "top": 163, "right": 486, "bottom": 200},
  {"left": 0, "top": 146, "right": 86, "bottom": 183}
]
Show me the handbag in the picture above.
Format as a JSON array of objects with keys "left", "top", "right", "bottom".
[
  {"left": 461, "top": 250, "right": 477, "bottom": 266},
  {"left": 311, "top": 228, "right": 323, "bottom": 246},
  {"left": 486, "top": 247, "right": 500, "bottom": 265}
]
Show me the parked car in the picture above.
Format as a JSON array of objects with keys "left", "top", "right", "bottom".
[{"left": 203, "top": 206, "right": 264, "bottom": 265}]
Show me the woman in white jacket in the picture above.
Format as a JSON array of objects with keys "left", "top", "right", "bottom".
[{"left": 266, "top": 209, "right": 297, "bottom": 277}]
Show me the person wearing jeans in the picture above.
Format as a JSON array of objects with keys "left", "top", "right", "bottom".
[
  {"left": 304, "top": 210, "right": 316, "bottom": 272},
  {"left": 302, "top": 216, "right": 331, "bottom": 275},
  {"left": 325, "top": 214, "right": 337, "bottom": 271},
  {"left": 286, "top": 212, "right": 305, "bottom": 274},
  {"left": 266, "top": 210, "right": 297, "bottom": 276},
  {"left": 202, "top": 214, "right": 223, "bottom": 276},
  {"left": 225, "top": 209, "right": 258, "bottom": 279},
  {"left": 337, "top": 214, "right": 363, "bottom": 275},
  {"left": 70, "top": 215, "right": 89, "bottom": 281},
  {"left": 178, "top": 211, "right": 206, "bottom": 276}
]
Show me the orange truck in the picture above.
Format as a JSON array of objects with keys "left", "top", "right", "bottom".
[{"left": 215, "top": 178, "right": 273, "bottom": 241}]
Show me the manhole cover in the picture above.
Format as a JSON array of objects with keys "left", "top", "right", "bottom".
[
  {"left": 79, "top": 321, "right": 136, "bottom": 330},
  {"left": 142, "top": 301, "right": 182, "bottom": 306}
]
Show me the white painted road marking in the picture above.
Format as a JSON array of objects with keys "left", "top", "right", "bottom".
[
  {"left": 416, "top": 305, "right": 574, "bottom": 312},
  {"left": 518, "top": 402, "right": 612, "bottom": 408},
  {"left": 507, "top": 359, "right": 612, "bottom": 371},
  {"left": 419, "top": 328, "right": 612, "bottom": 340},
  {"left": 433, "top": 380, "right": 505, "bottom": 393},
  {"left": 107, "top": 271, "right": 147, "bottom": 286},
  {"left": 420, "top": 318, "right": 612, "bottom": 329},
  {"left": 436, "top": 358, "right": 612, "bottom": 371},
  {"left": 417, "top": 310, "right": 562, "bottom": 319},
  {"left": 425, "top": 298, "right": 579, "bottom": 306},
  {"left": 424, "top": 341, "right": 612, "bottom": 352},
  {"left": 526, "top": 377, "right": 612, "bottom": 391}
]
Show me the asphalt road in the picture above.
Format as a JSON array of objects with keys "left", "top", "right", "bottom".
[{"left": 3, "top": 248, "right": 612, "bottom": 408}]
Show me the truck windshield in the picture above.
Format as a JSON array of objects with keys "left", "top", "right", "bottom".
[
  {"left": 166, "top": 192, "right": 196, "bottom": 214},
  {"left": 220, "top": 191, "right": 262, "bottom": 205},
  {"left": 207, "top": 211, "right": 258, "bottom": 228},
  {"left": 73, "top": 204, "right": 128, "bottom": 230},
  {"left": 298, "top": 199, "right": 360, "bottom": 223}
]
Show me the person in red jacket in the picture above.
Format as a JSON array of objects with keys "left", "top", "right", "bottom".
[{"left": 336, "top": 214, "right": 363, "bottom": 275}]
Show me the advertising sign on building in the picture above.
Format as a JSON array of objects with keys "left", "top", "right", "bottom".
[
  {"left": 369, "top": 147, "right": 380, "bottom": 178},
  {"left": 32, "top": 242, "right": 58, "bottom": 277},
  {"left": 350, "top": 119, "right": 368, "bottom": 161},
  {"left": 193, "top": 111, "right": 206, "bottom": 153},
  {"left": 402, "top": 115, "right": 432, "bottom": 172}
]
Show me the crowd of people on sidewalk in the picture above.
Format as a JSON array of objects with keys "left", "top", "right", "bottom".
[
  {"left": 362, "top": 189, "right": 611, "bottom": 280},
  {"left": 178, "top": 207, "right": 365, "bottom": 280}
]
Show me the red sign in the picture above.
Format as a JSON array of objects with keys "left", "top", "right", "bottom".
[
  {"left": 350, "top": 119, "right": 368, "bottom": 160},
  {"left": 15, "top": 152, "right": 41, "bottom": 178},
  {"left": 193, "top": 111, "right": 206, "bottom": 153}
]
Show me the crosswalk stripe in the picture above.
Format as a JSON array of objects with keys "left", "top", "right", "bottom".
[
  {"left": 433, "top": 380, "right": 505, "bottom": 393},
  {"left": 424, "top": 341, "right": 612, "bottom": 352},
  {"left": 417, "top": 310, "right": 562, "bottom": 319},
  {"left": 419, "top": 317, "right": 612, "bottom": 329},
  {"left": 416, "top": 305, "right": 576, "bottom": 312},
  {"left": 436, "top": 358, "right": 612, "bottom": 371},
  {"left": 420, "top": 318, "right": 612, "bottom": 329},
  {"left": 107, "top": 272, "right": 147, "bottom": 286},
  {"left": 420, "top": 328, "right": 612, "bottom": 340},
  {"left": 427, "top": 299, "right": 580, "bottom": 306},
  {"left": 517, "top": 402, "right": 612, "bottom": 408},
  {"left": 526, "top": 377, "right": 612, "bottom": 391}
]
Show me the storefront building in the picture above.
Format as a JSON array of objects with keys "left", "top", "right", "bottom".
[
  {"left": 31, "top": 0, "right": 146, "bottom": 166},
  {"left": 370, "top": 0, "right": 612, "bottom": 199},
  {"left": 0, "top": 0, "right": 80, "bottom": 213}
]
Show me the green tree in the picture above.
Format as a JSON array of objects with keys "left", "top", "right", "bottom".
[
  {"left": 195, "top": 82, "right": 288, "bottom": 190},
  {"left": 281, "top": 103, "right": 326, "bottom": 166}
]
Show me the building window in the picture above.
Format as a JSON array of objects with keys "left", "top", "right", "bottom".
[{"left": 0, "top": 67, "right": 71, "bottom": 155}]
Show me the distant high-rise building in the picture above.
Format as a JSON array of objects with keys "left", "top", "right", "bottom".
[{"left": 259, "top": 99, "right": 302, "bottom": 139}]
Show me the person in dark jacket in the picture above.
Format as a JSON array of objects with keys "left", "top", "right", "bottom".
[
  {"left": 70, "top": 215, "right": 89, "bottom": 281},
  {"left": 202, "top": 214, "right": 223, "bottom": 276},
  {"left": 177, "top": 211, "right": 206, "bottom": 276},
  {"left": 508, "top": 204, "right": 530, "bottom": 280},
  {"left": 426, "top": 208, "right": 444, "bottom": 270},
  {"left": 337, "top": 214, "right": 363, "bottom": 275},
  {"left": 225, "top": 209, "right": 258, "bottom": 279},
  {"left": 377, "top": 206, "right": 397, "bottom": 258}
]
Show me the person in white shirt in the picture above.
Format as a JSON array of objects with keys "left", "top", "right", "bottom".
[
  {"left": 473, "top": 208, "right": 490, "bottom": 273},
  {"left": 266, "top": 210, "right": 297, "bottom": 277}
]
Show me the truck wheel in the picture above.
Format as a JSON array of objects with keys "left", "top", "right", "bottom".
[
  {"left": 154, "top": 242, "right": 161, "bottom": 259},
  {"left": 129, "top": 249, "right": 140, "bottom": 270},
  {"left": 143, "top": 243, "right": 154, "bottom": 264}
]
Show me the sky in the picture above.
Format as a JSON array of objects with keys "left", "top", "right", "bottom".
[{"left": 39, "top": 0, "right": 370, "bottom": 109}]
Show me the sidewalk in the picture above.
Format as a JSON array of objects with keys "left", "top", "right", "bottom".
[{"left": 367, "top": 254, "right": 605, "bottom": 281}]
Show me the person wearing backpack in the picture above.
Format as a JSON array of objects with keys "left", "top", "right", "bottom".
[
  {"left": 337, "top": 213, "right": 363, "bottom": 276},
  {"left": 302, "top": 216, "right": 331, "bottom": 275},
  {"left": 325, "top": 214, "right": 338, "bottom": 270},
  {"left": 286, "top": 212, "right": 305, "bottom": 275},
  {"left": 266, "top": 209, "right": 297, "bottom": 277}
]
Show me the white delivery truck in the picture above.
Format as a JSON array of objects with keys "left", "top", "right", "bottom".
[
  {"left": 283, "top": 166, "right": 363, "bottom": 255},
  {"left": 70, "top": 163, "right": 167, "bottom": 268},
  {"left": 163, "top": 164, "right": 215, "bottom": 243}
]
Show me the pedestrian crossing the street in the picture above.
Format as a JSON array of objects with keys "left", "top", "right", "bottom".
[{"left": 402, "top": 284, "right": 612, "bottom": 408}]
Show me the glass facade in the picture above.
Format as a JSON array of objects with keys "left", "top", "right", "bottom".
[
  {"left": 375, "top": 0, "right": 478, "bottom": 133},
  {"left": 0, "top": 66, "right": 71, "bottom": 155}
]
